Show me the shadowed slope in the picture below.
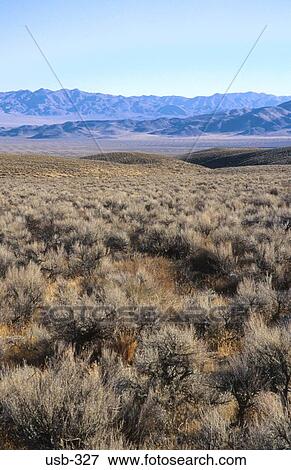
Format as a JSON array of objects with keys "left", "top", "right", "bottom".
[
  {"left": 180, "top": 147, "right": 291, "bottom": 168},
  {"left": 82, "top": 151, "right": 171, "bottom": 165}
]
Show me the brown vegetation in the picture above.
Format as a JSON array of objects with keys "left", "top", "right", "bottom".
[{"left": 0, "top": 152, "right": 290, "bottom": 449}]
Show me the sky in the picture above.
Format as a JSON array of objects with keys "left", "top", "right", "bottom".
[{"left": 0, "top": 0, "right": 290, "bottom": 97}]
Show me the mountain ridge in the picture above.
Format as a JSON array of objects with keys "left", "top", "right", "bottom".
[
  {"left": 1, "top": 99, "right": 291, "bottom": 139},
  {"left": 0, "top": 89, "right": 290, "bottom": 121}
]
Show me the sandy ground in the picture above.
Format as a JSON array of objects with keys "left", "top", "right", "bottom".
[
  {"left": 0, "top": 113, "right": 75, "bottom": 127},
  {"left": 0, "top": 134, "right": 291, "bottom": 157}
]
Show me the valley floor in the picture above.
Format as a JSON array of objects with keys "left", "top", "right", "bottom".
[{"left": 1, "top": 134, "right": 291, "bottom": 156}]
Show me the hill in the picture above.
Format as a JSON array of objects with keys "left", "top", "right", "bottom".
[
  {"left": 82, "top": 151, "right": 172, "bottom": 165},
  {"left": 0, "top": 151, "right": 206, "bottom": 178},
  {"left": 179, "top": 147, "right": 291, "bottom": 168}
]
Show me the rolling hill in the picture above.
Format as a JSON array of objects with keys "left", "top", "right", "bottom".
[
  {"left": 82, "top": 148, "right": 291, "bottom": 168},
  {"left": 179, "top": 147, "right": 291, "bottom": 168},
  {"left": 82, "top": 151, "right": 171, "bottom": 165}
]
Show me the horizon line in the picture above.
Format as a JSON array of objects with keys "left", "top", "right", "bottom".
[{"left": 0, "top": 88, "right": 290, "bottom": 100}]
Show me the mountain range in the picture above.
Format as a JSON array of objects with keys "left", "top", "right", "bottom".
[
  {"left": 1, "top": 99, "right": 291, "bottom": 139},
  {"left": 0, "top": 89, "right": 290, "bottom": 121}
]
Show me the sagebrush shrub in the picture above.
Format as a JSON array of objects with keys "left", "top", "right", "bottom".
[
  {"left": 218, "top": 353, "right": 268, "bottom": 425},
  {"left": 236, "top": 277, "right": 278, "bottom": 321},
  {"left": 0, "top": 349, "right": 124, "bottom": 449},
  {"left": 0, "top": 263, "right": 45, "bottom": 325},
  {"left": 244, "top": 319, "right": 291, "bottom": 406},
  {"left": 0, "top": 245, "right": 16, "bottom": 278},
  {"left": 191, "top": 409, "right": 234, "bottom": 450}
]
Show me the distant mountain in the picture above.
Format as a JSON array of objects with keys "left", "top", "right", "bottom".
[
  {"left": 1, "top": 99, "right": 291, "bottom": 139},
  {"left": 0, "top": 89, "right": 290, "bottom": 121},
  {"left": 279, "top": 100, "right": 291, "bottom": 111}
]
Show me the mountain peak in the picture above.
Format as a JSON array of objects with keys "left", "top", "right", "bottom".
[{"left": 0, "top": 89, "right": 290, "bottom": 121}]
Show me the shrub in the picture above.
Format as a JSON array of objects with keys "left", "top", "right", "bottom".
[
  {"left": 67, "top": 242, "right": 106, "bottom": 277},
  {"left": 0, "top": 263, "right": 45, "bottom": 325},
  {"left": 42, "top": 298, "right": 114, "bottom": 360},
  {"left": 191, "top": 409, "right": 234, "bottom": 450},
  {"left": 135, "top": 325, "right": 214, "bottom": 405},
  {"left": 245, "top": 319, "right": 291, "bottom": 407},
  {"left": 0, "top": 245, "right": 16, "bottom": 278},
  {"left": 242, "top": 393, "right": 291, "bottom": 449},
  {"left": 236, "top": 277, "right": 278, "bottom": 322},
  {"left": 0, "top": 324, "right": 53, "bottom": 368},
  {"left": 104, "top": 232, "right": 129, "bottom": 254},
  {"left": 0, "top": 350, "right": 124, "bottom": 449},
  {"left": 41, "top": 247, "right": 68, "bottom": 279},
  {"left": 218, "top": 353, "right": 268, "bottom": 425},
  {"left": 131, "top": 224, "right": 191, "bottom": 259}
]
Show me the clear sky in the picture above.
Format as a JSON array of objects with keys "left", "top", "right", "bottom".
[{"left": 0, "top": 0, "right": 290, "bottom": 97}]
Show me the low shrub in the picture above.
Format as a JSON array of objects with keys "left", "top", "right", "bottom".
[
  {"left": 0, "top": 263, "right": 45, "bottom": 325},
  {"left": 0, "top": 350, "right": 124, "bottom": 449}
]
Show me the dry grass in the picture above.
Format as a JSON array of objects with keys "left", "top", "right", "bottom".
[{"left": 0, "top": 151, "right": 290, "bottom": 449}]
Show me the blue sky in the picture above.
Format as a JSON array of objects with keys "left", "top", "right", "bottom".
[{"left": 0, "top": 0, "right": 290, "bottom": 97}]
